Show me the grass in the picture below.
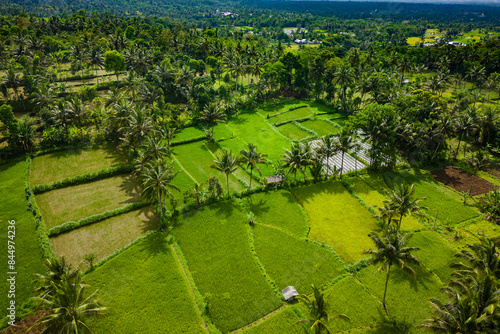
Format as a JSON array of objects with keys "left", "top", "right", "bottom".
[
  {"left": 225, "top": 112, "right": 290, "bottom": 174},
  {"left": 253, "top": 224, "right": 346, "bottom": 292},
  {"left": 269, "top": 107, "right": 314, "bottom": 125},
  {"left": 0, "top": 161, "right": 45, "bottom": 320},
  {"left": 85, "top": 233, "right": 206, "bottom": 334},
  {"left": 240, "top": 307, "right": 307, "bottom": 334},
  {"left": 243, "top": 190, "right": 308, "bottom": 237},
  {"left": 465, "top": 220, "right": 500, "bottom": 238},
  {"left": 256, "top": 98, "right": 308, "bottom": 117},
  {"left": 323, "top": 276, "right": 385, "bottom": 332},
  {"left": 292, "top": 181, "right": 381, "bottom": 264},
  {"left": 172, "top": 126, "right": 206, "bottom": 143},
  {"left": 30, "top": 144, "right": 127, "bottom": 186},
  {"left": 276, "top": 123, "right": 311, "bottom": 140},
  {"left": 408, "top": 231, "right": 458, "bottom": 284},
  {"left": 382, "top": 170, "right": 479, "bottom": 224},
  {"left": 300, "top": 119, "right": 341, "bottom": 137},
  {"left": 50, "top": 206, "right": 158, "bottom": 269},
  {"left": 172, "top": 201, "right": 282, "bottom": 332},
  {"left": 350, "top": 176, "right": 424, "bottom": 230},
  {"left": 212, "top": 123, "right": 235, "bottom": 141},
  {"left": 357, "top": 262, "right": 443, "bottom": 326},
  {"left": 36, "top": 174, "right": 142, "bottom": 228},
  {"left": 173, "top": 141, "right": 245, "bottom": 192}
]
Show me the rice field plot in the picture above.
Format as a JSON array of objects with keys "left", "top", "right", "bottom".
[
  {"left": 85, "top": 233, "right": 206, "bottom": 334},
  {"left": 292, "top": 181, "right": 381, "bottom": 264},
  {"left": 36, "top": 174, "right": 142, "bottom": 228},
  {"left": 240, "top": 307, "right": 307, "bottom": 334},
  {"left": 382, "top": 171, "right": 479, "bottom": 224},
  {"left": 242, "top": 190, "right": 307, "bottom": 236},
  {"left": 30, "top": 144, "right": 127, "bottom": 186},
  {"left": 357, "top": 262, "right": 443, "bottom": 326},
  {"left": 213, "top": 123, "right": 235, "bottom": 141},
  {"left": 277, "top": 123, "right": 311, "bottom": 140},
  {"left": 50, "top": 206, "right": 158, "bottom": 268},
  {"left": 173, "top": 141, "right": 245, "bottom": 192},
  {"left": 322, "top": 276, "right": 385, "bottom": 332},
  {"left": 253, "top": 225, "right": 346, "bottom": 292},
  {"left": 348, "top": 176, "right": 424, "bottom": 230},
  {"left": 172, "top": 201, "right": 282, "bottom": 332},
  {"left": 465, "top": 220, "right": 500, "bottom": 238},
  {"left": 0, "top": 161, "right": 45, "bottom": 320},
  {"left": 269, "top": 107, "right": 314, "bottom": 125},
  {"left": 172, "top": 126, "right": 206, "bottom": 144},
  {"left": 300, "top": 119, "right": 341, "bottom": 137},
  {"left": 256, "top": 99, "right": 308, "bottom": 117},
  {"left": 408, "top": 231, "right": 458, "bottom": 284},
  {"left": 226, "top": 112, "right": 290, "bottom": 170}
]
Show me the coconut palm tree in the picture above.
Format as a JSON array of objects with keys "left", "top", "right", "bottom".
[
  {"left": 213, "top": 149, "right": 239, "bottom": 196},
  {"left": 2, "top": 68, "right": 22, "bottom": 102},
  {"left": 384, "top": 183, "right": 426, "bottom": 230},
  {"left": 363, "top": 230, "right": 421, "bottom": 314},
  {"left": 295, "top": 284, "right": 349, "bottom": 334},
  {"left": 454, "top": 115, "right": 477, "bottom": 159},
  {"left": 89, "top": 48, "right": 104, "bottom": 86},
  {"left": 281, "top": 142, "right": 311, "bottom": 183},
  {"left": 467, "top": 150, "right": 490, "bottom": 196},
  {"left": 30, "top": 83, "right": 56, "bottom": 111},
  {"left": 33, "top": 272, "right": 106, "bottom": 334},
  {"left": 316, "top": 135, "right": 338, "bottom": 177},
  {"left": 140, "top": 160, "right": 180, "bottom": 217},
  {"left": 70, "top": 44, "right": 88, "bottom": 85},
  {"left": 200, "top": 102, "right": 226, "bottom": 139},
  {"left": 334, "top": 129, "right": 356, "bottom": 178},
  {"left": 120, "top": 106, "right": 155, "bottom": 153},
  {"left": 33, "top": 257, "right": 79, "bottom": 299},
  {"left": 333, "top": 64, "right": 354, "bottom": 108},
  {"left": 239, "top": 143, "right": 268, "bottom": 191},
  {"left": 451, "top": 235, "right": 500, "bottom": 279}
]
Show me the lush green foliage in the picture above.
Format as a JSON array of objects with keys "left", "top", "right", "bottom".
[
  {"left": 292, "top": 181, "right": 380, "bottom": 263},
  {"left": 172, "top": 201, "right": 282, "bottom": 332},
  {"left": 85, "top": 233, "right": 206, "bottom": 333},
  {"left": 242, "top": 189, "right": 307, "bottom": 236},
  {"left": 253, "top": 224, "right": 346, "bottom": 292},
  {"left": 36, "top": 174, "right": 142, "bottom": 228}
]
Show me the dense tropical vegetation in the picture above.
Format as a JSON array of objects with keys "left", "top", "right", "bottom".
[{"left": 1, "top": 0, "right": 500, "bottom": 333}]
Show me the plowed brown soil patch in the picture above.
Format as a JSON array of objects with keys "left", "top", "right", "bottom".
[
  {"left": 430, "top": 165, "right": 497, "bottom": 196},
  {"left": 1, "top": 311, "right": 48, "bottom": 334}
]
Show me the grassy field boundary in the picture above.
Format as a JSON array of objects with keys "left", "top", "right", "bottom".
[
  {"left": 171, "top": 135, "right": 208, "bottom": 147},
  {"left": 170, "top": 238, "right": 220, "bottom": 333},
  {"left": 25, "top": 157, "right": 55, "bottom": 260},
  {"left": 294, "top": 121, "right": 318, "bottom": 138},
  {"left": 32, "top": 165, "right": 133, "bottom": 194},
  {"left": 48, "top": 202, "right": 150, "bottom": 237}
]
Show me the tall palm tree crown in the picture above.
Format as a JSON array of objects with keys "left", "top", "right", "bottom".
[
  {"left": 240, "top": 143, "right": 268, "bottom": 190},
  {"left": 213, "top": 149, "right": 239, "bottom": 195}
]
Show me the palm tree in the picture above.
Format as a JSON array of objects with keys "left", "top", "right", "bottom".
[
  {"left": 33, "top": 257, "right": 79, "bottom": 299},
  {"left": 384, "top": 183, "right": 427, "bottom": 230},
  {"left": 120, "top": 106, "right": 155, "bottom": 153},
  {"left": 295, "top": 284, "right": 349, "bottom": 334},
  {"left": 2, "top": 68, "right": 22, "bottom": 102},
  {"left": 213, "top": 149, "right": 239, "bottom": 196},
  {"left": 89, "top": 48, "right": 104, "bottom": 86},
  {"left": 334, "top": 129, "right": 356, "bottom": 178},
  {"left": 239, "top": 143, "right": 268, "bottom": 190},
  {"left": 140, "top": 160, "right": 180, "bottom": 217},
  {"left": 454, "top": 115, "right": 477, "bottom": 159},
  {"left": 363, "top": 230, "right": 421, "bottom": 314},
  {"left": 200, "top": 102, "right": 226, "bottom": 139},
  {"left": 317, "top": 135, "right": 338, "bottom": 177},
  {"left": 160, "top": 124, "right": 177, "bottom": 147},
  {"left": 33, "top": 272, "right": 106, "bottom": 334},
  {"left": 281, "top": 142, "right": 311, "bottom": 183},
  {"left": 451, "top": 235, "right": 500, "bottom": 279},
  {"left": 70, "top": 44, "right": 88, "bottom": 85},
  {"left": 467, "top": 150, "right": 490, "bottom": 196},
  {"left": 30, "top": 83, "right": 56, "bottom": 111},
  {"left": 141, "top": 135, "right": 170, "bottom": 163},
  {"left": 333, "top": 64, "right": 354, "bottom": 108}
]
